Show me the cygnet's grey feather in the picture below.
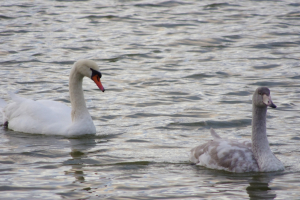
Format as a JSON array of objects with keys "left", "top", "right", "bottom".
[{"left": 210, "top": 128, "right": 221, "bottom": 139}]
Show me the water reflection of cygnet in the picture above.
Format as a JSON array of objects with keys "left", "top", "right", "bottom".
[{"left": 247, "top": 173, "right": 279, "bottom": 200}]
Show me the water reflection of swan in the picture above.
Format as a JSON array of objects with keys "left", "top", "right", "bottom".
[
  {"left": 0, "top": 60, "right": 105, "bottom": 136},
  {"left": 190, "top": 87, "right": 284, "bottom": 172},
  {"left": 1, "top": 129, "right": 97, "bottom": 187},
  {"left": 66, "top": 136, "right": 97, "bottom": 183}
]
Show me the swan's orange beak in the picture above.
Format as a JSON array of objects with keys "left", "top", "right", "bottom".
[{"left": 92, "top": 75, "right": 105, "bottom": 92}]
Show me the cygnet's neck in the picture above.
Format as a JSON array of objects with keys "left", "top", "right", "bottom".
[
  {"left": 251, "top": 105, "right": 274, "bottom": 169},
  {"left": 69, "top": 67, "right": 91, "bottom": 122}
]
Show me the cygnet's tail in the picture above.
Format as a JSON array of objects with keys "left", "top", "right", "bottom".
[
  {"left": 210, "top": 128, "right": 221, "bottom": 139},
  {"left": 0, "top": 98, "right": 7, "bottom": 126}
]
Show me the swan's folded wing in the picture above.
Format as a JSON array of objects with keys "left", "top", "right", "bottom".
[
  {"left": 38, "top": 100, "right": 71, "bottom": 121},
  {"left": 5, "top": 97, "right": 72, "bottom": 134}
]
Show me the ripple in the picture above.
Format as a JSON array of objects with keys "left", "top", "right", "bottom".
[
  {"left": 204, "top": 3, "right": 234, "bottom": 9},
  {"left": 250, "top": 81, "right": 293, "bottom": 87},
  {"left": 253, "top": 64, "right": 281, "bottom": 69},
  {"left": 134, "top": 1, "right": 189, "bottom": 8},
  {"left": 168, "top": 119, "right": 252, "bottom": 128},
  {"left": 0, "top": 186, "right": 53, "bottom": 191},
  {"left": 125, "top": 139, "right": 149, "bottom": 143},
  {"left": 226, "top": 91, "right": 252, "bottom": 96},
  {"left": 251, "top": 41, "right": 300, "bottom": 49},
  {"left": 184, "top": 73, "right": 215, "bottom": 79}
]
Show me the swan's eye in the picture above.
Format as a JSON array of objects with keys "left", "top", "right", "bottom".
[{"left": 90, "top": 68, "right": 102, "bottom": 79}]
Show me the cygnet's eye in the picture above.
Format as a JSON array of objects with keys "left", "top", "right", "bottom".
[{"left": 258, "top": 92, "right": 262, "bottom": 95}]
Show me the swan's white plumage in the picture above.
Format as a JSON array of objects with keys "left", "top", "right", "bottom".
[
  {"left": 1, "top": 59, "right": 104, "bottom": 136},
  {"left": 4, "top": 94, "right": 72, "bottom": 135},
  {"left": 190, "top": 87, "right": 284, "bottom": 173}
]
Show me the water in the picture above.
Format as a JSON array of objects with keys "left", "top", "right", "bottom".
[{"left": 1, "top": 0, "right": 300, "bottom": 199}]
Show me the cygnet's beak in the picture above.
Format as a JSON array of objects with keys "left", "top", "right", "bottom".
[
  {"left": 92, "top": 74, "right": 105, "bottom": 92},
  {"left": 263, "top": 94, "right": 276, "bottom": 108}
]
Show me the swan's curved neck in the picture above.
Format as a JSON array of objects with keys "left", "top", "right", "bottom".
[
  {"left": 69, "top": 68, "right": 90, "bottom": 122},
  {"left": 251, "top": 105, "right": 273, "bottom": 168}
]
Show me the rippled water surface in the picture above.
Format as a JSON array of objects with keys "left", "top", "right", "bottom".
[{"left": 1, "top": 0, "right": 300, "bottom": 199}]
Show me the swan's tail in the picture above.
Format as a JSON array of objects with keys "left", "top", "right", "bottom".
[
  {"left": 8, "top": 91, "right": 25, "bottom": 103},
  {"left": 210, "top": 128, "right": 221, "bottom": 139},
  {"left": 0, "top": 98, "right": 7, "bottom": 126}
]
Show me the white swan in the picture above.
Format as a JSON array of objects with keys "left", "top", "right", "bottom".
[
  {"left": 0, "top": 59, "right": 105, "bottom": 136},
  {"left": 190, "top": 87, "right": 284, "bottom": 173}
]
